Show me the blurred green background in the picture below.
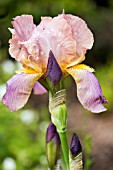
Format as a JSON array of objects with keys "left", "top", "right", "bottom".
[{"left": 0, "top": 0, "right": 113, "bottom": 170}]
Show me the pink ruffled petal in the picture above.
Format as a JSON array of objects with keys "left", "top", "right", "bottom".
[
  {"left": 8, "top": 14, "right": 94, "bottom": 72},
  {"left": 9, "top": 36, "right": 28, "bottom": 61},
  {"left": 61, "top": 14, "right": 94, "bottom": 56},
  {"left": 39, "top": 16, "right": 52, "bottom": 29},
  {"left": 67, "top": 68, "right": 108, "bottom": 113},
  {"left": 29, "top": 15, "right": 77, "bottom": 69},
  {"left": 33, "top": 82, "right": 47, "bottom": 95},
  {"left": 9, "top": 15, "right": 36, "bottom": 64},
  {"left": 8, "top": 28, "right": 15, "bottom": 34},
  {"left": 45, "top": 15, "right": 77, "bottom": 66},
  {"left": 2, "top": 73, "right": 40, "bottom": 112},
  {"left": 12, "top": 15, "right": 36, "bottom": 41}
]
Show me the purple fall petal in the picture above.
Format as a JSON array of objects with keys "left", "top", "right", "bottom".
[
  {"left": 2, "top": 73, "right": 40, "bottom": 112},
  {"left": 69, "top": 68, "right": 108, "bottom": 113},
  {"left": 33, "top": 82, "right": 47, "bottom": 95}
]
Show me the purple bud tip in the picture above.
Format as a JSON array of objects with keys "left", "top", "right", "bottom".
[
  {"left": 46, "top": 50, "right": 62, "bottom": 87},
  {"left": 70, "top": 133, "right": 82, "bottom": 157},
  {"left": 46, "top": 122, "right": 60, "bottom": 144}
]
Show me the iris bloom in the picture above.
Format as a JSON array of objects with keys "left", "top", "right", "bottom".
[{"left": 2, "top": 13, "right": 107, "bottom": 112}]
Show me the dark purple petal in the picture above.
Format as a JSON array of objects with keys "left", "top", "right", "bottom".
[
  {"left": 33, "top": 82, "right": 47, "bottom": 95},
  {"left": 2, "top": 73, "right": 40, "bottom": 112},
  {"left": 46, "top": 122, "right": 60, "bottom": 144},
  {"left": 46, "top": 50, "right": 62, "bottom": 87},
  {"left": 70, "top": 133, "right": 82, "bottom": 158},
  {"left": 46, "top": 122, "right": 56, "bottom": 143}
]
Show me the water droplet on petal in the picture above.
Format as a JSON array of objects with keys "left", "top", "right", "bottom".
[
  {"left": 58, "top": 44, "right": 60, "bottom": 47},
  {"left": 41, "top": 51, "right": 44, "bottom": 55},
  {"left": 51, "top": 28, "right": 54, "bottom": 32}
]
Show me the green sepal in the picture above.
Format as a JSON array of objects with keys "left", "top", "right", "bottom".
[
  {"left": 51, "top": 103, "right": 67, "bottom": 133},
  {"left": 69, "top": 152, "right": 83, "bottom": 170},
  {"left": 46, "top": 140, "right": 61, "bottom": 169},
  {"left": 49, "top": 89, "right": 67, "bottom": 133}
]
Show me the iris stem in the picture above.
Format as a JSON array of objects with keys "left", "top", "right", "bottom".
[{"left": 59, "top": 131, "right": 69, "bottom": 170}]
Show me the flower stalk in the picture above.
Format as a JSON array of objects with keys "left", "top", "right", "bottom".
[
  {"left": 46, "top": 51, "right": 69, "bottom": 169},
  {"left": 49, "top": 90, "right": 69, "bottom": 170},
  {"left": 59, "top": 131, "right": 69, "bottom": 170}
]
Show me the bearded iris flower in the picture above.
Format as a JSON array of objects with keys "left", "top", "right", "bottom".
[{"left": 2, "top": 13, "right": 107, "bottom": 112}]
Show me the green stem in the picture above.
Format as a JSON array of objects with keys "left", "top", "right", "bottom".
[
  {"left": 59, "top": 131, "right": 69, "bottom": 170},
  {"left": 38, "top": 77, "right": 49, "bottom": 91}
]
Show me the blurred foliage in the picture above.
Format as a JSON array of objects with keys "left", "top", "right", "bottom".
[
  {"left": 0, "top": 102, "right": 50, "bottom": 170},
  {"left": 84, "top": 135, "right": 92, "bottom": 170},
  {"left": 0, "top": 0, "right": 113, "bottom": 169},
  {"left": 95, "top": 58, "right": 113, "bottom": 111}
]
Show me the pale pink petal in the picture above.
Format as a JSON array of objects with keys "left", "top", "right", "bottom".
[
  {"left": 9, "top": 36, "right": 28, "bottom": 61},
  {"left": 9, "top": 34, "right": 41, "bottom": 71},
  {"left": 8, "top": 28, "right": 15, "bottom": 34},
  {"left": 39, "top": 16, "right": 52, "bottom": 29},
  {"left": 67, "top": 68, "right": 108, "bottom": 113},
  {"left": 61, "top": 14, "right": 94, "bottom": 56},
  {"left": 45, "top": 15, "right": 76, "bottom": 64},
  {"left": 2, "top": 73, "right": 40, "bottom": 112},
  {"left": 22, "top": 41, "right": 40, "bottom": 62},
  {"left": 29, "top": 15, "right": 77, "bottom": 69},
  {"left": 12, "top": 15, "right": 36, "bottom": 41},
  {"left": 9, "top": 15, "right": 37, "bottom": 64},
  {"left": 33, "top": 82, "right": 47, "bottom": 95},
  {"left": 8, "top": 14, "right": 94, "bottom": 71},
  {"left": 28, "top": 28, "right": 50, "bottom": 66}
]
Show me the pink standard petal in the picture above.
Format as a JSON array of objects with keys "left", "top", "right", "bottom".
[
  {"left": 39, "top": 16, "right": 52, "bottom": 29},
  {"left": 30, "top": 15, "right": 77, "bottom": 69},
  {"left": 33, "top": 82, "right": 47, "bottom": 95},
  {"left": 61, "top": 14, "right": 94, "bottom": 56},
  {"left": 2, "top": 73, "right": 40, "bottom": 112},
  {"left": 68, "top": 68, "right": 108, "bottom": 113},
  {"left": 44, "top": 15, "right": 77, "bottom": 66},
  {"left": 12, "top": 15, "right": 36, "bottom": 41},
  {"left": 9, "top": 36, "right": 28, "bottom": 61},
  {"left": 9, "top": 15, "right": 36, "bottom": 62}
]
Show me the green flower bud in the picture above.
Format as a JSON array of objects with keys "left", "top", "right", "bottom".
[
  {"left": 46, "top": 122, "right": 61, "bottom": 169},
  {"left": 49, "top": 89, "right": 67, "bottom": 133}
]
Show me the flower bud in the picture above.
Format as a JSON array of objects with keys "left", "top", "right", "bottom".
[
  {"left": 69, "top": 133, "right": 83, "bottom": 170},
  {"left": 46, "top": 122, "right": 61, "bottom": 169},
  {"left": 70, "top": 133, "right": 82, "bottom": 158},
  {"left": 46, "top": 50, "right": 63, "bottom": 92},
  {"left": 49, "top": 89, "right": 67, "bottom": 133},
  {"left": 46, "top": 51, "right": 69, "bottom": 168}
]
